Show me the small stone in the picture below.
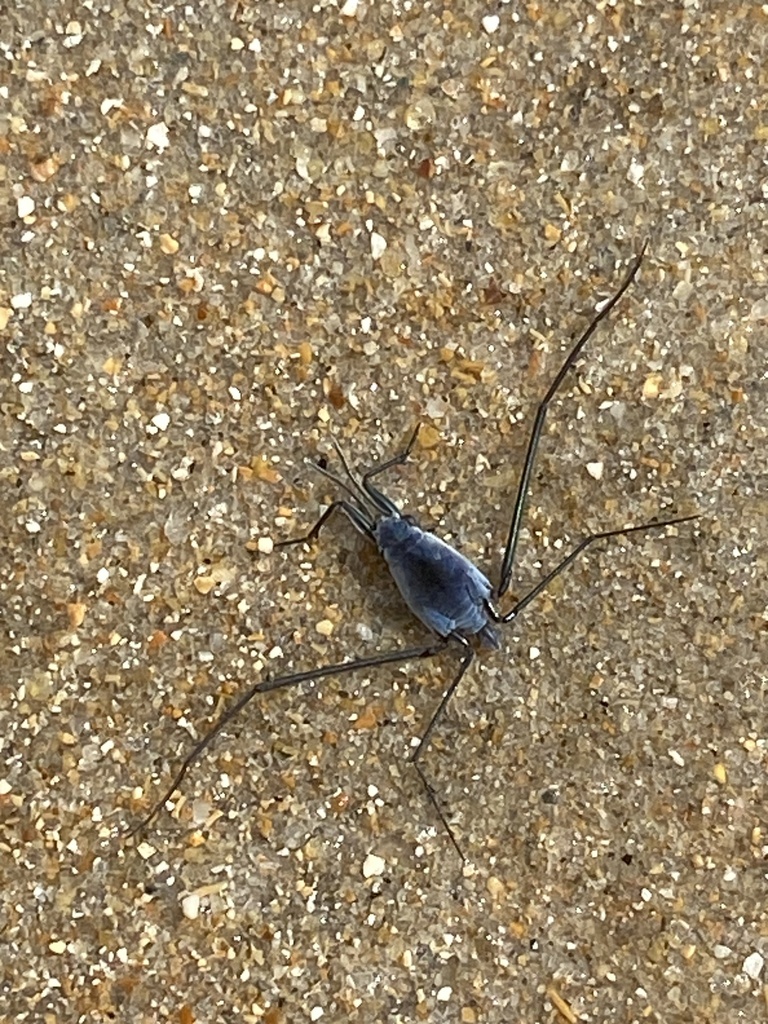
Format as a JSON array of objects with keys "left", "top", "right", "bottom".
[
  {"left": 673, "top": 280, "right": 694, "bottom": 302},
  {"left": 159, "top": 233, "right": 180, "bottom": 254},
  {"left": 49, "top": 940, "right": 67, "bottom": 954},
  {"left": 315, "top": 619, "right": 334, "bottom": 637},
  {"left": 151, "top": 411, "right": 170, "bottom": 431},
  {"left": 362, "top": 853, "right": 386, "bottom": 878},
  {"left": 257, "top": 536, "right": 274, "bottom": 554},
  {"left": 67, "top": 601, "right": 87, "bottom": 628},
  {"left": 481, "top": 14, "right": 500, "bottom": 33},
  {"left": 486, "top": 875, "right": 505, "bottom": 899},
  {"left": 31, "top": 156, "right": 59, "bottom": 182},
  {"left": 146, "top": 122, "right": 170, "bottom": 151},
  {"left": 436, "top": 986, "right": 453, "bottom": 1002},
  {"left": 370, "top": 231, "right": 387, "bottom": 260},
  {"left": 586, "top": 461, "right": 604, "bottom": 480},
  {"left": 743, "top": 951, "right": 764, "bottom": 980},
  {"left": 748, "top": 297, "right": 768, "bottom": 321},
  {"left": 17, "top": 195, "right": 35, "bottom": 218},
  {"left": 712, "top": 762, "right": 727, "bottom": 784},
  {"left": 627, "top": 159, "right": 645, "bottom": 186},
  {"left": 181, "top": 894, "right": 200, "bottom": 920},
  {"left": 643, "top": 373, "right": 662, "bottom": 399},
  {"left": 713, "top": 944, "right": 732, "bottom": 960},
  {"left": 101, "top": 97, "right": 123, "bottom": 116}
]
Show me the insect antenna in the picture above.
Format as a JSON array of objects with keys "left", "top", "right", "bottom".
[{"left": 312, "top": 445, "right": 380, "bottom": 519}]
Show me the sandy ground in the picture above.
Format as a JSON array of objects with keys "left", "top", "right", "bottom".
[{"left": 2, "top": 2, "right": 767, "bottom": 1022}]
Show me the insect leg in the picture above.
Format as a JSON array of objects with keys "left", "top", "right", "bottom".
[
  {"left": 361, "top": 423, "right": 421, "bottom": 484},
  {"left": 496, "top": 242, "right": 649, "bottom": 600},
  {"left": 359, "top": 424, "right": 421, "bottom": 517},
  {"left": 409, "top": 635, "right": 475, "bottom": 862},
  {"left": 314, "top": 425, "right": 421, "bottom": 521},
  {"left": 274, "top": 498, "right": 375, "bottom": 548},
  {"left": 489, "top": 513, "right": 698, "bottom": 625},
  {"left": 125, "top": 639, "right": 448, "bottom": 838}
]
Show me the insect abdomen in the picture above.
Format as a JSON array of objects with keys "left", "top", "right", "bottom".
[{"left": 376, "top": 517, "right": 497, "bottom": 646}]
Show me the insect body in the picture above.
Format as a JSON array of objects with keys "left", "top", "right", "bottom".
[
  {"left": 377, "top": 517, "right": 500, "bottom": 650},
  {"left": 126, "top": 243, "right": 697, "bottom": 859}
]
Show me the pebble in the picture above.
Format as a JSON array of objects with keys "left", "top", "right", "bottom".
[
  {"left": 743, "top": 951, "right": 764, "bottom": 980},
  {"left": 370, "top": 232, "right": 387, "bottom": 259},
  {"left": 181, "top": 894, "right": 201, "bottom": 920},
  {"left": 362, "top": 853, "right": 385, "bottom": 879}
]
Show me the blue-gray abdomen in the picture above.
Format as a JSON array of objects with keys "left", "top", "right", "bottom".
[{"left": 375, "top": 517, "right": 498, "bottom": 647}]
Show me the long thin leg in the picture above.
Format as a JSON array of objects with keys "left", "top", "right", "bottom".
[
  {"left": 489, "top": 513, "right": 698, "bottom": 624},
  {"left": 497, "top": 242, "right": 649, "bottom": 600},
  {"left": 360, "top": 424, "right": 421, "bottom": 517},
  {"left": 302, "top": 426, "right": 421, "bottom": 523},
  {"left": 274, "top": 499, "right": 375, "bottom": 549},
  {"left": 409, "top": 636, "right": 475, "bottom": 862},
  {"left": 362, "top": 424, "right": 421, "bottom": 486},
  {"left": 125, "top": 639, "right": 448, "bottom": 838}
]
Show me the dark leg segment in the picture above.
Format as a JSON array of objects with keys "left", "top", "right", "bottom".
[
  {"left": 362, "top": 424, "right": 421, "bottom": 486},
  {"left": 125, "top": 639, "right": 448, "bottom": 837},
  {"left": 274, "top": 499, "right": 375, "bottom": 548},
  {"left": 489, "top": 513, "right": 698, "bottom": 624},
  {"left": 361, "top": 424, "right": 421, "bottom": 516},
  {"left": 497, "top": 243, "right": 649, "bottom": 600},
  {"left": 409, "top": 636, "right": 475, "bottom": 862},
  {"left": 308, "top": 425, "right": 421, "bottom": 521}
]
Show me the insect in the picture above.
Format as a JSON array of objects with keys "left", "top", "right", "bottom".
[{"left": 127, "top": 242, "right": 696, "bottom": 858}]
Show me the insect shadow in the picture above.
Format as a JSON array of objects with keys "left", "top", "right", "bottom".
[{"left": 126, "top": 242, "right": 697, "bottom": 860}]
